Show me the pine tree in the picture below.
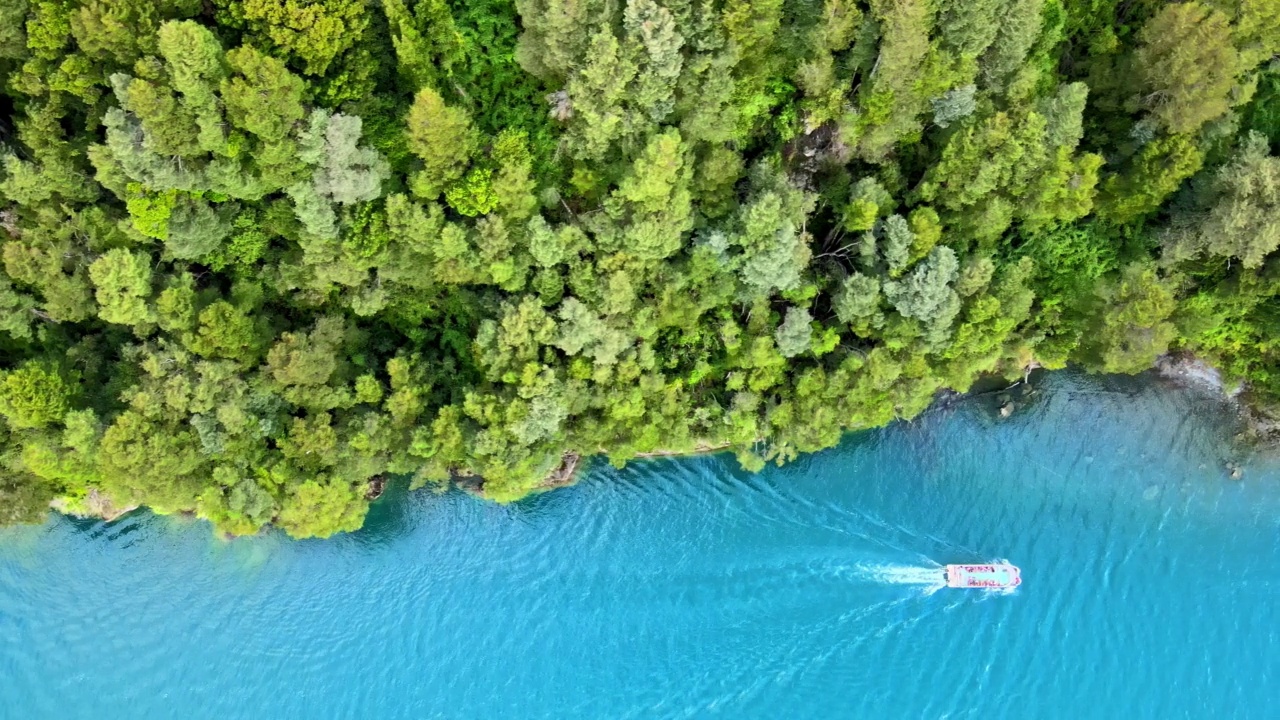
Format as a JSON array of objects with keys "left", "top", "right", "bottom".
[{"left": 1131, "top": 3, "right": 1240, "bottom": 135}]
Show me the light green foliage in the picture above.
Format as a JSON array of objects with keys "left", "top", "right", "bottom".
[
  {"left": 937, "top": 0, "right": 1003, "bottom": 59},
  {"left": 880, "top": 215, "right": 914, "bottom": 276},
  {"left": 275, "top": 478, "right": 369, "bottom": 539},
  {"left": 490, "top": 130, "right": 539, "bottom": 221},
  {"left": 167, "top": 197, "right": 234, "bottom": 259},
  {"left": 1098, "top": 135, "right": 1205, "bottom": 224},
  {"left": 855, "top": 0, "right": 936, "bottom": 159},
  {"left": 197, "top": 467, "right": 278, "bottom": 536},
  {"left": 1091, "top": 262, "right": 1178, "bottom": 374},
  {"left": 816, "top": 0, "right": 862, "bottom": 52},
  {"left": 406, "top": 88, "right": 476, "bottom": 198},
  {"left": 624, "top": 0, "right": 684, "bottom": 123},
  {"left": 99, "top": 410, "right": 206, "bottom": 512},
  {"left": 907, "top": 207, "right": 942, "bottom": 263},
  {"left": 71, "top": 0, "right": 160, "bottom": 65},
  {"left": 88, "top": 248, "right": 153, "bottom": 326},
  {"left": 267, "top": 316, "right": 345, "bottom": 387},
  {"left": 515, "top": 0, "right": 603, "bottom": 80},
  {"left": 222, "top": 44, "right": 306, "bottom": 149},
  {"left": 0, "top": 0, "right": 28, "bottom": 60},
  {"left": 793, "top": 0, "right": 863, "bottom": 129},
  {"left": 1215, "top": 0, "right": 1280, "bottom": 68},
  {"left": 0, "top": 277, "right": 37, "bottom": 340},
  {"left": 286, "top": 181, "right": 338, "bottom": 238},
  {"left": 157, "top": 20, "right": 225, "bottom": 120},
  {"left": 0, "top": 362, "right": 73, "bottom": 429},
  {"left": 732, "top": 171, "right": 814, "bottom": 300},
  {"left": 835, "top": 273, "right": 882, "bottom": 324},
  {"left": 445, "top": 168, "right": 499, "bottom": 217},
  {"left": 916, "top": 91, "right": 1101, "bottom": 240},
  {"left": 844, "top": 177, "right": 894, "bottom": 231},
  {"left": 189, "top": 301, "right": 266, "bottom": 365},
  {"left": 125, "top": 184, "right": 178, "bottom": 240},
  {"left": 0, "top": 102, "right": 98, "bottom": 206},
  {"left": 559, "top": 28, "right": 639, "bottom": 161},
  {"left": 383, "top": 0, "right": 464, "bottom": 89},
  {"left": 112, "top": 70, "right": 201, "bottom": 159},
  {"left": 606, "top": 128, "right": 694, "bottom": 261},
  {"left": 554, "top": 297, "right": 625, "bottom": 364},
  {"left": 228, "top": 0, "right": 369, "bottom": 77}
]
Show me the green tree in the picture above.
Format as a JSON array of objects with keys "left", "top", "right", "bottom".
[
  {"left": 1161, "top": 132, "right": 1280, "bottom": 268},
  {"left": 225, "top": 0, "right": 370, "bottom": 77},
  {"left": 1090, "top": 262, "right": 1178, "bottom": 374},
  {"left": 382, "top": 0, "right": 464, "bottom": 89},
  {"left": 980, "top": 0, "right": 1044, "bottom": 90},
  {"left": 88, "top": 248, "right": 153, "bottom": 326},
  {"left": 1098, "top": 135, "right": 1204, "bottom": 224},
  {"left": 266, "top": 316, "right": 346, "bottom": 387},
  {"left": 303, "top": 111, "right": 390, "bottom": 205},
  {"left": 276, "top": 477, "right": 369, "bottom": 538},
  {"left": 0, "top": 362, "right": 73, "bottom": 429},
  {"left": 1130, "top": 3, "right": 1240, "bottom": 135},
  {"left": 405, "top": 87, "right": 476, "bottom": 198},
  {"left": 884, "top": 246, "right": 960, "bottom": 331},
  {"left": 775, "top": 307, "right": 813, "bottom": 358}
]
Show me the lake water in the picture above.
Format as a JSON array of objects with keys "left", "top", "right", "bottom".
[{"left": 1, "top": 372, "right": 1277, "bottom": 719}]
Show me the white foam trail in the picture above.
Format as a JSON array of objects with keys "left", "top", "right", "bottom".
[{"left": 857, "top": 563, "right": 947, "bottom": 594}]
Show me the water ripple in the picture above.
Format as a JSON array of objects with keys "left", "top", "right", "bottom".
[{"left": 0, "top": 372, "right": 1277, "bottom": 719}]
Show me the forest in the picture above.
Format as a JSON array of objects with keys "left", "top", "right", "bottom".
[{"left": 0, "top": 0, "right": 1276, "bottom": 537}]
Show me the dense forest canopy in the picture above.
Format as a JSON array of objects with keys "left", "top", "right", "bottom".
[{"left": 0, "top": 0, "right": 1277, "bottom": 537}]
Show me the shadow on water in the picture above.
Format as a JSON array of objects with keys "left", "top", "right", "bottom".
[{"left": 348, "top": 477, "right": 424, "bottom": 547}]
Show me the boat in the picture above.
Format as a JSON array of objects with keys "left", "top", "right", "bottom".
[{"left": 944, "top": 563, "right": 1021, "bottom": 589}]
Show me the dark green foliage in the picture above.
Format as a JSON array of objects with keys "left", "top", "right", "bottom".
[{"left": 0, "top": 0, "right": 1274, "bottom": 538}]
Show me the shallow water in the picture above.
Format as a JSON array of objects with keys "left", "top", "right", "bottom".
[{"left": 1, "top": 372, "right": 1277, "bottom": 719}]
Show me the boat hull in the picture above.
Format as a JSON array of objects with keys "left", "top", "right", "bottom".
[{"left": 944, "top": 563, "right": 1021, "bottom": 589}]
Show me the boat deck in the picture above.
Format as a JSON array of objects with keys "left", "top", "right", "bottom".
[{"left": 945, "top": 563, "right": 1021, "bottom": 588}]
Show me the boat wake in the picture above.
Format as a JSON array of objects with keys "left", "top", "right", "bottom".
[
  {"left": 857, "top": 562, "right": 947, "bottom": 594},
  {"left": 855, "top": 558, "right": 1020, "bottom": 595}
]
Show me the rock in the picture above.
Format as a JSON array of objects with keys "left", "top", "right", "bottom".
[
  {"left": 1155, "top": 354, "right": 1236, "bottom": 397},
  {"left": 1227, "top": 462, "right": 1243, "bottom": 480},
  {"left": 49, "top": 489, "right": 139, "bottom": 522},
  {"left": 999, "top": 402, "right": 1014, "bottom": 419},
  {"left": 539, "top": 452, "right": 582, "bottom": 489}
]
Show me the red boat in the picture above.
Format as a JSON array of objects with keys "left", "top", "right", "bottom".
[{"left": 944, "top": 563, "right": 1021, "bottom": 589}]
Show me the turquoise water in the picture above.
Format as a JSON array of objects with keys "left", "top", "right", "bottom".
[{"left": 1, "top": 372, "right": 1278, "bottom": 718}]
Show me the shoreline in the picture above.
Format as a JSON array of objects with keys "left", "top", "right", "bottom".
[
  {"left": 44, "top": 357, "right": 1269, "bottom": 531},
  {"left": 524, "top": 353, "right": 1265, "bottom": 493}
]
